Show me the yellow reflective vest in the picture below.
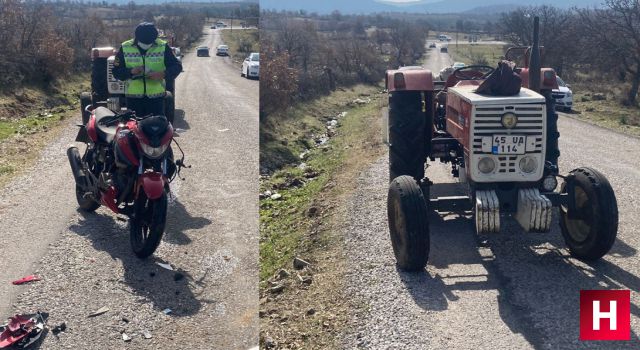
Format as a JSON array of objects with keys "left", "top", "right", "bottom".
[{"left": 121, "top": 38, "right": 167, "bottom": 98}]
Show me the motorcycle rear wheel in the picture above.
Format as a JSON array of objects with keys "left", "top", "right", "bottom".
[{"left": 130, "top": 191, "right": 168, "bottom": 258}]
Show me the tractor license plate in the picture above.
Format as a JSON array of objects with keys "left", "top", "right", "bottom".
[{"left": 492, "top": 135, "right": 526, "bottom": 154}]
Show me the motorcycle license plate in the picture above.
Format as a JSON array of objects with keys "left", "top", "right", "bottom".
[{"left": 492, "top": 135, "right": 526, "bottom": 154}]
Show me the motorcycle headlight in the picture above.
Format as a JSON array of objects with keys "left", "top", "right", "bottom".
[
  {"left": 501, "top": 112, "right": 518, "bottom": 129},
  {"left": 478, "top": 157, "right": 495, "bottom": 174},
  {"left": 140, "top": 143, "right": 169, "bottom": 159},
  {"left": 519, "top": 156, "right": 537, "bottom": 173}
]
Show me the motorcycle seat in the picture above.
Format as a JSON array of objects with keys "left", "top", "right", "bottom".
[{"left": 93, "top": 107, "right": 118, "bottom": 143}]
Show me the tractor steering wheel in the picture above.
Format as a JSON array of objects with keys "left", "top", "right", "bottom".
[{"left": 453, "top": 65, "right": 495, "bottom": 80}]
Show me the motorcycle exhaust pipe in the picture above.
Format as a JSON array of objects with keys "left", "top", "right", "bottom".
[{"left": 67, "top": 146, "right": 86, "bottom": 187}]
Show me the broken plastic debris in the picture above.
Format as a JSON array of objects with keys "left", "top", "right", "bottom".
[
  {"left": 51, "top": 322, "right": 66, "bottom": 336},
  {"left": 162, "top": 308, "right": 172, "bottom": 315},
  {"left": 88, "top": 306, "right": 109, "bottom": 317},
  {"left": 218, "top": 128, "right": 229, "bottom": 132},
  {"left": 156, "top": 262, "right": 174, "bottom": 271},
  {"left": 11, "top": 276, "right": 41, "bottom": 285},
  {"left": 142, "top": 330, "right": 152, "bottom": 339},
  {"left": 0, "top": 311, "right": 48, "bottom": 349},
  {"left": 122, "top": 332, "right": 131, "bottom": 342}
]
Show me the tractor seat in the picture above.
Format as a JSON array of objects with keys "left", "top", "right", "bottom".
[{"left": 93, "top": 107, "right": 118, "bottom": 143}]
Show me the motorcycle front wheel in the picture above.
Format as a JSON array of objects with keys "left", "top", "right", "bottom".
[{"left": 130, "top": 190, "right": 168, "bottom": 258}]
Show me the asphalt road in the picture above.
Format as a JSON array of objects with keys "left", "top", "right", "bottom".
[
  {"left": 0, "top": 27, "right": 258, "bottom": 349},
  {"left": 342, "top": 45, "right": 640, "bottom": 349}
]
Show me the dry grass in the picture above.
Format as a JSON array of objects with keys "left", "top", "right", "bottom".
[{"left": 448, "top": 43, "right": 505, "bottom": 66}]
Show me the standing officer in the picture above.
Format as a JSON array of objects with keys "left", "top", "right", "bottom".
[{"left": 112, "top": 22, "right": 182, "bottom": 118}]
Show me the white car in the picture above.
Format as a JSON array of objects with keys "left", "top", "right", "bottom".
[
  {"left": 452, "top": 62, "right": 466, "bottom": 70},
  {"left": 216, "top": 45, "right": 229, "bottom": 56},
  {"left": 553, "top": 76, "right": 573, "bottom": 112},
  {"left": 242, "top": 52, "right": 259, "bottom": 79}
]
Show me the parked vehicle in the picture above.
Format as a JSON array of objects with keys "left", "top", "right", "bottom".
[
  {"left": 429, "top": 42, "right": 436, "bottom": 48},
  {"left": 196, "top": 46, "right": 209, "bottom": 57},
  {"left": 382, "top": 17, "right": 618, "bottom": 271},
  {"left": 452, "top": 62, "right": 466, "bottom": 69},
  {"left": 242, "top": 52, "right": 260, "bottom": 79},
  {"left": 67, "top": 109, "right": 188, "bottom": 258},
  {"left": 440, "top": 45, "right": 448, "bottom": 53},
  {"left": 553, "top": 76, "right": 573, "bottom": 112},
  {"left": 216, "top": 45, "right": 229, "bottom": 56}
]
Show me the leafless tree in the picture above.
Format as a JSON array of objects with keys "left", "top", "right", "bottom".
[{"left": 577, "top": 0, "right": 640, "bottom": 104}]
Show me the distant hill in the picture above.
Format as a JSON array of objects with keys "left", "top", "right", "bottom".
[{"left": 261, "top": 0, "right": 602, "bottom": 14}]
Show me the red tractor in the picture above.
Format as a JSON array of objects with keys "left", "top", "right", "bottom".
[{"left": 384, "top": 17, "right": 618, "bottom": 271}]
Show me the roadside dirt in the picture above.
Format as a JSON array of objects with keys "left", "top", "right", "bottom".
[{"left": 259, "top": 91, "right": 386, "bottom": 349}]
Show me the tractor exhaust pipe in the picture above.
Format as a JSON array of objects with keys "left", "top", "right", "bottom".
[{"left": 528, "top": 16, "right": 541, "bottom": 92}]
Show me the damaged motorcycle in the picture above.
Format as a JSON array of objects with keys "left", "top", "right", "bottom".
[{"left": 68, "top": 106, "right": 187, "bottom": 258}]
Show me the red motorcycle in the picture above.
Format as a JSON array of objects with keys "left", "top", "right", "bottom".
[{"left": 67, "top": 106, "right": 187, "bottom": 258}]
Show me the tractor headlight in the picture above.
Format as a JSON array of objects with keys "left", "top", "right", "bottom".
[
  {"left": 542, "top": 175, "right": 558, "bottom": 191},
  {"left": 519, "top": 156, "right": 537, "bottom": 173},
  {"left": 478, "top": 157, "right": 495, "bottom": 174},
  {"left": 140, "top": 143, "right": 169, "bottom": 159},
  {"left": 501, "top": 112, "right": 518, "bottom": 129}
]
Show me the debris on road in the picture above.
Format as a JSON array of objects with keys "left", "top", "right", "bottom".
[
  {"left": 142, "top": 330, "right": 152, "bottom": 339},
  {"left": 88, "top": 306, "right": 109, "bottom": 317},
  {"left": 11, "top": 276, "right": 40, "bottom": 285},
  {"left": 121, "top": 332, "right": 131, "bottom": 342},
  {"left": 156, "top": 262, "right": 174, "bottom": 271},
  {"left": 0, "top": 311, "right": 48, "bottom": 349},
  {"left": 218, "top": 128, "right": 230, "bottom": 132},
  {"left": 51, "top": 322, "right": 66, "bottom": 336},
  {"left": 162, "top": 308, "right": 172, "bottom": 315}
]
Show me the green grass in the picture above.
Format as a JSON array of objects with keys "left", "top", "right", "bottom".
[
  {"left": 220, "top": 29, "right": 258, "bottom": 65},
  {"left": 0, "top": 112, "right": 67, "bottom": 143},
  {"left": 259, "top": 85, "right": 381, "bottom": 281},
  {"left": 448, "top": 44, "right": 505, "bottom": 66},
  {"left": 570, "top": 86, "right": 640, "bottom": 137}
]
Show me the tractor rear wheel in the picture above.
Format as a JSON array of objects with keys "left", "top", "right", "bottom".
[
  {"left": 388, "top": 91, "right": 428, "bottom": 182},
  {"left": 388, "top": 175, "right": 430, "bottom": 271},
  {"left": 91, "top": 57, "right": 109, "bottom": 104},
  {"left": 542, "top": 90, "right": 560, "bottom": 168},
  {"left": 560, "top": 167, "right": 618, "bottom": 260},
  {"left": 164, "top": 92, "right": 175, "bottom": 124}
]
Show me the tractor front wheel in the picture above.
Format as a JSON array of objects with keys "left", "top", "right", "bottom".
[
  {"left": 560, "top": 167, "right": 618, "bottom": 260},
  {"left": 387, "top": 175, "right": 430, "bottom": 271}
]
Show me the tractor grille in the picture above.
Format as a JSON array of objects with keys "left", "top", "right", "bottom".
[
  {"left": 471, "top": 105, "right": 545, "bottom": 163},
  {"left": 107, "top": 60, "right": 125, "bottom": 92}
]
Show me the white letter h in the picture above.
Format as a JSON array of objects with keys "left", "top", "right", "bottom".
[{"left": 593, "top": 300, "right": 617, "bottom": 330}]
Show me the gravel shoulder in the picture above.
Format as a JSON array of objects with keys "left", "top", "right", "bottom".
[{"left": 1, "top": 26, "right": 258, "bottom": 349}]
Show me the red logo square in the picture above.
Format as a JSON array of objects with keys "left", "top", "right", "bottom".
[{"left": 580, "top": 290, "right": 630, "bottom": 340}]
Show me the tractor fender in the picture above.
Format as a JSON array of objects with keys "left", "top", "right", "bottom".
[{"left": 386, "top": 69, "right": 434, "bottom": 92}]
